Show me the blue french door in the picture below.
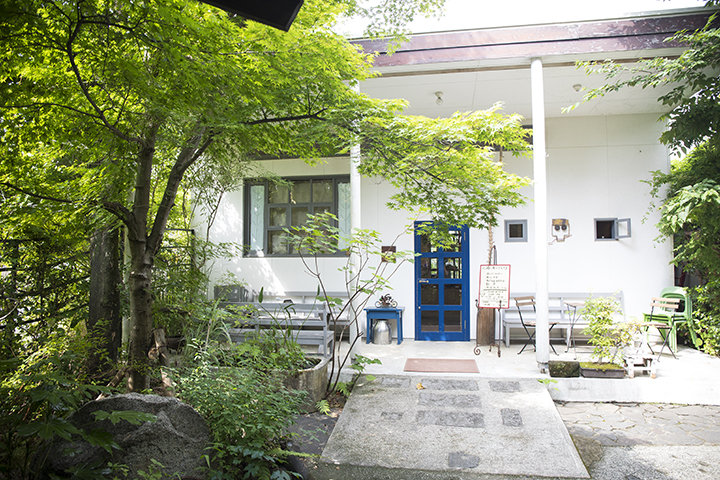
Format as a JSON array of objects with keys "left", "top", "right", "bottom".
[{"left": 414, "top": 223, "right": 470, "bottom": 341}]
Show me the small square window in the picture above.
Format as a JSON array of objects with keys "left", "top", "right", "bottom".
[
  {"left": 595, "top": 218, "right": 631, "bottom": 241},
  {"left": 505, "top": 220, "right": 527, "bottom": 242}
]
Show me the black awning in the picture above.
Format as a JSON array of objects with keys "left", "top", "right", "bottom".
[{"left": 201, "top": 0, "right": 305, "bottom": 31}]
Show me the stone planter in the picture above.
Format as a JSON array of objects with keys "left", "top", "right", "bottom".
[
  {"left": 284, "top": 356, "right": 330, "bottom": 411},
  {"left": 580, "top": 364, "right": 625, "bottom": 379},
  {"left": 548, "top": 360, "right": 580, "bottom": 378}
]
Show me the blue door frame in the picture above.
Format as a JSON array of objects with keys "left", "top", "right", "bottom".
[{"left": 414, "top": 223, "right": 470, "bottom": 341}]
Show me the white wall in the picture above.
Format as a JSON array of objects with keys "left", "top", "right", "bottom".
[
  {"left": 362, "top": 113, "right": 674, "bottom": 338},
  {"left": 206, "top": 113, "right": 674, "bottom": 339}
]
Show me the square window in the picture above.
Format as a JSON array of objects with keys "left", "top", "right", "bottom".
[
  {"left": 595, "top": 219, "right": 615, "bottom": 240},
  {"left": 595, "top": 218, "right": 631, "bottom": 241},
  {"left": 245, "top": 176, "right": 350, "bottom": 256},
  {"left": 505, "top": 220, "right": 527, "bottom": 242}
]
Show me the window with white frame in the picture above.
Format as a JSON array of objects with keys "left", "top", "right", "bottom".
[
  {"left": 504, "top": 219, "right": 528, "bottom": 242},
  {"left": 594, "top": 218, "right": 631, "bottom": 241},
  {"left": 244, "top": 176, "right": 351, "bottom": 256}
]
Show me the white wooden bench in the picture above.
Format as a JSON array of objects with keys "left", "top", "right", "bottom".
[
  {"left": 222, "top": 302, "right": 334, "bottom": 357},
  {"left": 500, "top": 291, "right": 625, "bottom": 348},
  {"left": 262, "top": 290, "right": 356, "bottom": 333}
]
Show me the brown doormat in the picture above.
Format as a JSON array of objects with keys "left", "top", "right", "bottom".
[{"left": 403, "top": 358, "right": 479, "bottom": 373}]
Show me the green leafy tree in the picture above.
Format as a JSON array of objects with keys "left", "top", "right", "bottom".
[{"left": 1, "top": 0, "right": 529, "bottom": 390}]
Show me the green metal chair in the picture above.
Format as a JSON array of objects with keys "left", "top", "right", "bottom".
[{"left": 643, "top": 287, "right": 697, "bottom": 355}]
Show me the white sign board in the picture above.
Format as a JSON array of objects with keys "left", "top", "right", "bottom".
[{"left": 478, "top": 264, "right": 511, "bottom": 309}]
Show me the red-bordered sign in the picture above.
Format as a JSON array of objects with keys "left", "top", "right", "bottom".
[{"left": 478, "top": 264, "right": 511, "bottom": 309}]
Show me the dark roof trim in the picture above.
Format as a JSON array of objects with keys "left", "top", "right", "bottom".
[
  {"left": 355, "top": 12, "right": 716, "bottom": 67},
  {"left": 201, "top": 0, "right": 304, "bottom": 31}
]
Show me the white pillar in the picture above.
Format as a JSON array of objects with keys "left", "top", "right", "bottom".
[{"left": 531, "top": 58, "right": 550, "bottom": 369}]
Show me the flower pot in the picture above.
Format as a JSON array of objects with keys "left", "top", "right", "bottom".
[{"left": 284, "top": 356, "right": 330, "bottom": 411}]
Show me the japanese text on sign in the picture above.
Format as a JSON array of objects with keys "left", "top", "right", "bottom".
[{"left": 478, "top": 264, "right": 511, "bottom": 309}]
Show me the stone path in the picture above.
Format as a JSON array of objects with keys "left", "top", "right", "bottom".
[
  {"left": 557, "top": 402, "right": 720, "bottom": 480},
  {"left": 557, "top": 403, "right": 720, "bottom": 447},
  {"left": 318, "top": 375, "right": 588, "bottom": 479},
  {"left": 292, "top": 386, "right": 720, "bottom": 479}
]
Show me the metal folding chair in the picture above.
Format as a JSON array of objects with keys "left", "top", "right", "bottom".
[
  {"left": 514, "top": 296, "right": 557, "bottom": 355},
  {"left": 643, "top": 297, "right": 681, "bottom": 359}
]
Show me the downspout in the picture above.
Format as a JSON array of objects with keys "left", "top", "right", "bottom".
[{"left": 531, "top": 58, "right": 550, "bottom": 371}]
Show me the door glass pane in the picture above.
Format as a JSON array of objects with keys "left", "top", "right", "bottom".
[
  {"left": 444, "top": 258, "right": 461, "bottom": 279},
  {"left": 421, "top": 311, "right": 439, "bottom": 332},
  {"left": 291, "top": 207, "right": 308, "bottom": 225},
  {"left": 444, "top": 311, "right": 462, "bottom": 332},
  {"left": 269, "top": 207, "right": 287, "bottom": 227},
  {"left": 267, "top": 231, "right": 288, "bottom": 255},
  {"left": 421, "top": 284, "right": 439, "bottom": 305},
  {"left": 291, "top": 181, "right": 311, "bottom": 204},
  {"left": 445, "top": 284, "right": 462, "bottom": 305},
  {"left": 444, "top": 232, "right": 461, "bottom": 252},
  {"left": 249, "top": 185, "right": 265, "bottom": 252},
  {"left": 269, "top": 184, "right": 288, "bottom": 204},
  {"left": 313, "top": 180, "right": 333, "bottom": 203},
  {"left": 421, "top": 258, "right": 438, "bottom": 278},
  {"left": 420, "top": 234, "right": 438, "bottom": 253}
]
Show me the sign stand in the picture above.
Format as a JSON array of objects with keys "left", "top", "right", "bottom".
[{"left": 476, "top": 249, "right": 511, "bottom": 357}]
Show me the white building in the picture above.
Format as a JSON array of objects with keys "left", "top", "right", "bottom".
[{"left": 205, "top": 9, "right": 714, "bottom": 365}]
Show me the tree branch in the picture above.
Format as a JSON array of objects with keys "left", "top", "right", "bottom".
[
  {"left": 65, "top": 16, "right": 141, "bottom": 144},
  {"left": 147, "top": 129, "right": 215, "bottom": 256},
  {"left": 0, "top": 181, "right": 74, "bottom": 203},
  {"left": 0, "top": 101, "right": 103, "bottom": 122},
  {"left": 244, "top": 109, "right": 327, "bottom": 126},
  {"left": 102, "top": 201, "right": 134, "bottom": 231}
]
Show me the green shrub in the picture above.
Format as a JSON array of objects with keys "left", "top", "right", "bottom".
[
  {"left": 0, "top": 331, "right": 112, "bottom": 479},
  {"left": 173, "top": 349, "right": 303, "bottom": 479},
  {"left": 684, "top": 281, "right": 720, "bottom": 356},
  {"left": 582, "top": 296, "right": 634, "bottom": 365}
]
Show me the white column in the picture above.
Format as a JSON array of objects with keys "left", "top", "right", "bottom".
[{"left": 531, "top": 58, "right": 550, "bottom": 369}]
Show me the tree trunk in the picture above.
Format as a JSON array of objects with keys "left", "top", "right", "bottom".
[
  {"left": 127, "top": 240, "right": 153, "bottom": 392},
  {"left": 87, "top": 226, "right": 123, "bottom": 376}
]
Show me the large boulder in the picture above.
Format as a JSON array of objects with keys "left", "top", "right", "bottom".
[{"left": 40, "top": 393, "right": 210, "bottom": 479}]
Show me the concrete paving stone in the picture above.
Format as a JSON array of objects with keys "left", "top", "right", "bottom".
[
  {"left": 487, "top": 380, "right": 520, "bottom": 393},
  {"left": 691, "top": 429, "right": 720, "bottom": 444},
  {"left": 447, "top": 452, "right": 480, "bottom": 469},
  {"left": 417, "top": 391, "right": 481, "bottom": 408},
  {"left": 500, "top": 408, "right": 523, "bottom": 427},
  {"left": 379, "top": 376, "right": 411, "bottom": 388},
  {"left": 419, "top": 378, "right": 479, "bottom": 390},
  {"left": 380, "top": 411, "right": 404, "bottom": 421},
  {"left": 652, "top": 409, "right": 684, "bottom": 422},
  {"left": 671, "top": 404, "right": 718, "bottom": 417},
  {"left": 592, "top": 403, "right": 622, "bottom": 415},
  {"left": 416, "top": 410, "right": 485, "bottom": 428}
]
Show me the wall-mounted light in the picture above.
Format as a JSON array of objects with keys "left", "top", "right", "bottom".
[
  {"left": 435, "top": 91, "right": 444, "bottom": 105},
  {"left": 572, "top": 84, "right": 583, "bottom": 92}
]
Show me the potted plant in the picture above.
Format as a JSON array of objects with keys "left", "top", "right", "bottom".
[{"left": 580, "top": 296, "right": 636, "bottom": 378}]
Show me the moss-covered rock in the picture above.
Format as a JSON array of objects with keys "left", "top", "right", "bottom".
[{"left": 548, "top": 360, "right": 580, "bottom": 377}]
